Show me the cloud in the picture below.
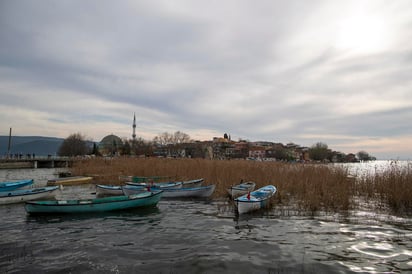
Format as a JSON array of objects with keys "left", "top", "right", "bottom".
[{"left": 1, "top": 0, "right": 412, "bottom": 159}]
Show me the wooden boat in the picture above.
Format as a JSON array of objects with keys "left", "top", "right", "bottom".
[
  {"left": 126, "top": 181, "right": 183, "bottom": 189},
  {"left": 96, "top": 184, "right": 123, "bottom": 196},
  {"left": 227, "top": 181, "right": 256, "bottom": 198},
  {"left": 0, "top": 179, "right": 34, "bottom": 192},
  {"left": 123, "top": 184, "right": 215, "bottom": 198},
  {"left": 234, "top": 185, "right": 277, "bottom": 214},
  {"left": 0, "top": 186, "right": 59, "bottom": 205},
  {"left": 25, "top": 190, "right": 163, "bottom": 214},
  {"left": 47, "top": 176, "right": 93, "bottom": 186}
]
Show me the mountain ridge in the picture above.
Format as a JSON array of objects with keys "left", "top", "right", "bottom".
[{"left": 0, "top": 136, "right": 64, "bottom": 156}]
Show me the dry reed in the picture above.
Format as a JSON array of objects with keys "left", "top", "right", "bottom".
[
  {"left": 355, "top": 161, "right": 412, "bottom": 215},
  {"left": 71, "top": 157, "right": 355, "bottom": 213},
  {"left": 71, "top": 158, "right": 412, "bottom": 215}
]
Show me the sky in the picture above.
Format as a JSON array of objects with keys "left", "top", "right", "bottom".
[{"left": 1, "top": 0, "right": 412, "bottom": 160}]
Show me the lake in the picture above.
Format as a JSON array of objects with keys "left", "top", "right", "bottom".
[{"left": 0, "top": 163, "right": 411, "bottom": 273}]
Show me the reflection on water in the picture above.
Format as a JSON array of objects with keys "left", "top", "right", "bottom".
[{"left": 0, "top": 167, "right": 411, "bottom": 273}]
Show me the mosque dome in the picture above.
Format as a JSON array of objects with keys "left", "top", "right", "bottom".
[{"left": 99, "top": 134, "right": 123, "bottom": 155}]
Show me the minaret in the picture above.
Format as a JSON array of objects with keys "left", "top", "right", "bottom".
[{"left": 132, "top": 113, "right": 136, "bottom": 141}]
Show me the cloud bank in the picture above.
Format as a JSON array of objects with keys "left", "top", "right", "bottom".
[{"left": 1, "top": 0, "right": 412, "bottom": 159}]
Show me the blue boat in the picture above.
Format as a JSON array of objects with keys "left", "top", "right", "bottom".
[
  {"left": 0, "top": 179, "right": 34, "bottom": 192},
  {"left": 234, "top": 185, "right": 277, "bottom": 214},
  {"left": 25, "top": 190, "right": 163, "bottom": 214}
]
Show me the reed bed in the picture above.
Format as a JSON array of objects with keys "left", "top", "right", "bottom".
[
  {"left": 71, "top": 158, "right": 411, "bottom": 215},
  {"left": 355, "top": 161, "right": 412, "bottom": 215},
  {"left": 71, "top": 157, "right": 354, "bottom": 213}
]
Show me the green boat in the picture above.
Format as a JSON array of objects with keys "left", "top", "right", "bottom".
[
  {"left": 119, "top": 175, "right": 172, "bottom": 183},
  {"left": 25, "top": 190, "right": 163, "bottom": 214}
]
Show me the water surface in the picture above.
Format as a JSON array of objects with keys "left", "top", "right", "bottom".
[{"left": 0, "top": 167, "right": 411, "bottom": 273}]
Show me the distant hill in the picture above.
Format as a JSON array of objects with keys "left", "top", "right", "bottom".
[{"left": 0, "top": 136, "right": 64, "bottom": 156}]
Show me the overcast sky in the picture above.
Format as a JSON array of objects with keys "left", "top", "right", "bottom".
[{"left": 1, "top": 1, "right": 411, "bottom": 159}]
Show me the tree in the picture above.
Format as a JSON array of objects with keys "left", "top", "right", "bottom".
[
  {"left": 122, "top": 139, "right": 131, "bottom": 155},
  {"left": 153, "top": 131, "right": 191, "bottom": 157},
  {"left": 91, "top": 143, "right": 101, "bottom": 156},
  {"left": 153, "top": 131, "right": 191, "bottom": 146},
  {"left": 357, "top": 150, "right": 376, "bottom": 161},
  {"left": 153, "top": 132, "right": 173, "bottom": 146},
  {"left": 308, "top": 142, "right": 330, "bottom": 161},
  {"left": 133, "top": 137, "right": 153, "bottom": 156},
  {"left": 272, "top": 146, "right": 291, "bottom": 161},
  {"left": 172, "top": 131, "right": 191, "bottom": 144},
  {"left": 58, "top": 133, "right": 90, "bottom": 156}
]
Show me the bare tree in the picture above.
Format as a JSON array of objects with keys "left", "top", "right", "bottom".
[
  {"left": 58, "top": 133, "right": 90, "bottom": 156},
  {"left": 172, "top": 131, "right": 191, "bottom": 144},
  {"left": 153, "top": 132, "right": 173, "bottom": 146},
  {"left": 152, "top": 131, "right": 192, "bottom": 157}
]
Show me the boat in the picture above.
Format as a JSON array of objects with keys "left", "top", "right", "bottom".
[
  {"left": 0, "top": 186, "right": 59, "bottom": 205},
  {"left": 181, "top": 178, "right": 204, "bottom": 188},
  {"left": 119, "top": 175, "right": 172, "bottom": 183},
  {"left": 123, "top": 184, "right": 216, "bottom": 198},
  {"left": 47, "top": 176, "right": 93, "bottom": 186},
  {"left": 25, "top": 190, "right": 163, "bottom": 214},
  {"left": 126, "top": 181, "right": 183, "bottom": 189},
  {"left": 96, "top": 184, "right": 124, "bottom": 196},
  {"left": 234, "top": 185, "right": 277, "bottom": 214},
  {"left": 0, "top": 179, "right": 34, "bottom": 192},
  {"left": 227, "top": 181, "right": 256, "bottom": 198}
]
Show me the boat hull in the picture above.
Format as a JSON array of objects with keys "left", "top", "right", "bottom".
[
  {"left": 119, "top": 175, "right": 172, "bottom": 183},
  {"left": 234, "top": 185, "right": 277, "bottom": 214},
  {"left": 227, "top": 181, "right": 256, "bottom": 198},
  {"left": 0, "top": 186, "right": 59, "bottom": 205},
  {"left": 124, "top": 184, "right": 215, "bottom": 198},
  {"left": 25, "top": 190, "right": 163, "bottom": 214},
  {"left": 127, "top": 181, "right": 183, "bottom": 189},
  {"left": 96, "top": 184, "right": 123, "bottom": 196},
  {"left": 0, "top": 179, "right": 34, "bottom": 192},
  {"left": 181, "top": 178, "right": 204, "bottom": 188},
  {"left": 47, "top": 176, "right": 93, "bottom": 186}
]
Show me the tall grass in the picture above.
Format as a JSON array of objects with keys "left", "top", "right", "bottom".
[
  {"left": 355, "top": 161, "right": 412, "bottom": 215},
  {"left": 71, "top": 158, "right": 411, "bottom": 215},
  {"left": 71, "top": 157, "right": 354, "bottom": 213}
]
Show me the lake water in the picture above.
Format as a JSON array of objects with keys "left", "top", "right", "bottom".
[{"left": 1, "top": 163, "right": 411, "bottom": 273}]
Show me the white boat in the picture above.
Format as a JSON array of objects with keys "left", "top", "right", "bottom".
[
  {"left": 0, "top": 186, "right": 59, "bottom": 205},
  {"left": 123, "top": 184, "right": 216, "bottom": 198},
  {"left": 234, "top": 185, "right": 277, "bottom": 214},
  {"left": 181, "top": 178, "right": 204, "bottom": 188},
  {"left": 96, "top": 184, "right": 124, "bottom": 196},
  {"left": 121, "top": 185, "right": 150, "bottom": 195},
  {"left": 227, "top": 181, "right": 256, "bottom": 198}
]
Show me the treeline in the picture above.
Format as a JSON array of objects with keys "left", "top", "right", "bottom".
[
  {"left": 58, "top": 132, "right": 376, "bottom": 162},
  {"left": 308, "top": 142, "right": 376, "bottom": 162}
]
